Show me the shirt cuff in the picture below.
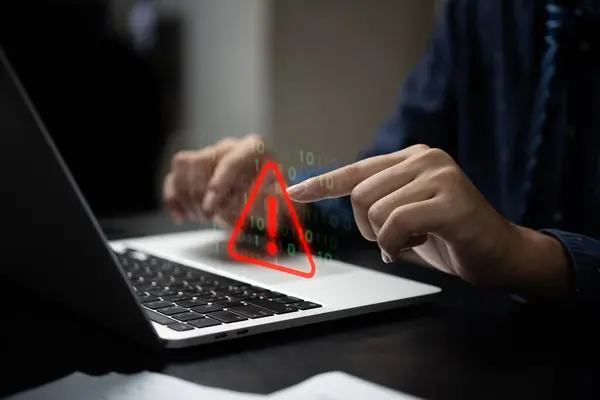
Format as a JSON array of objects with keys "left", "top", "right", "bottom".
[{"left": 540, "top": 229, "right": 600, "bottom": 303}]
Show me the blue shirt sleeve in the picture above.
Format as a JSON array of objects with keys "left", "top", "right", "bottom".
[
  {"left": 292, "top": 0, "right": 460, "bottom": 237},
  {"left": 540, "top": 229, "right": 600, "bottom": 304}
]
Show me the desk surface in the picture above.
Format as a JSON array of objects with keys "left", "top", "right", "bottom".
[{"left": 3, "top": 212, "right": 599, "bottom": 400}]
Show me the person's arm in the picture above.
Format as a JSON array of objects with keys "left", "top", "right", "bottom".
[{"left": 291, "top": 0, "right": 461, "bottom": 239}]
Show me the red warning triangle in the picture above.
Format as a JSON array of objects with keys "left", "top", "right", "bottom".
[{"left": 228, "top": 161, "right": 316, "bottom": 278}]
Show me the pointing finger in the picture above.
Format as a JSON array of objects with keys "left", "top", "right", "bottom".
[{"left": 286, "top": 144, "right": 429, "bottom": 203}]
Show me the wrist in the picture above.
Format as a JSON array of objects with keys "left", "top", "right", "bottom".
[{"left": 506, "top": 225, "right": 571, "bottom": 299}]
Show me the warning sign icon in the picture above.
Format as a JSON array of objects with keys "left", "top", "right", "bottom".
[{"left": 228, "top": 162, "right": 316, "bottom": 278}]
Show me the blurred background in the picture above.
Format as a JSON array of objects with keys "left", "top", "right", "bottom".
[{"left": 0, "top": 0, "right": 438, "bottom": 219}]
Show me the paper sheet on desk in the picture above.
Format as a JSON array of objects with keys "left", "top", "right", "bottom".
[
  {"left": 8, "top": 370, "right": 422, "bottom": 400},
  {"left": 6, "top": 371, "right": 263, "bottom": 400},
  {"left": 269, "top": 371, "right": 423, "bottom": 400}
]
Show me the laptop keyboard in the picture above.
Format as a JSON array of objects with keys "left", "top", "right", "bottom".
[{"left": 115, "top": 249, "right": 321, "bottom": 333}]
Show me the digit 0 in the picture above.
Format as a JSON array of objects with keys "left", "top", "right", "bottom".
[
  {"left": 343, "top": 217, "right": 352, "bottom": 231},
  {"left": 329, "top": 215, "right": 339, "bottom": 228},
  {"left": 288, "top": 166, "right": 297, "bottom": 181},
  {"left": 305, "top": 229, "right": 313, "bottom": 243},
  {"left": 287, "top": 243, "right": 296, "bottom": 256}
]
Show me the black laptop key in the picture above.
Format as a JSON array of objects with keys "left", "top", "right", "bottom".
[
  {"left": 134, "top": 283, "right": 155, "bottom": 292},
  {"left": 235, "top": 293, "right": 260, "bottom": 301},
  {"left": 138, "top": 295, "right": 160, "bottom": 303},
  {"left": 173, "top": 311, "right": 204, "bottom": 322},
  {"left": 258, "top": 291, "right": 284, "bottom": 299},
  {"left": 176, "top": 299, "right": 207, "bottom": 308},
  {"left": 145, "top": 309, "right": 177, "bottom": 325},
  {"left": 168, "top": 323, "right": 195, "bottom": 332},
  {"left": 290, "top": 301, "right": 322, "bottom": 310},
  {"left": 274, "top": 296, "right": 303, "bottom": 304},
  {"left": 213, "top": 299, "right": 244, "bottom": 308},
  {"left": 144, "top": 301, "right": 175, "bottom": 310},
  {"left": 157, "top": 306, "right": 188, "bottom": 316},
  {"left": 209, "top": 310, "right": 248, "bottom": 323},
  {"left": 161, "top": 294, "right": 192, "bottom": 302},
  {"left": 188, "top": 317, "right": 222, "bottom": 329},
  {"left": 246, "top": 299, "right": 298, "bottom": 314},
  {"left": 167, "top": 283, "right": 188, "bottom": 292},
  {"left": 148, "top": 289, "right": 177, "bottom": 297},
  {"left": 190, "top": 304, "right": 223, "bottom": 314},
  {"left": 229, "top": 305, "right": 273, "bottom": 319},
  {"left": 198, "top": 295, "right": 228, "bottom": 303}
]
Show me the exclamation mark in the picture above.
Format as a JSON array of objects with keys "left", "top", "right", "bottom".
[{"left": 266, "top": 196, "right": 278, "bottom": 256}]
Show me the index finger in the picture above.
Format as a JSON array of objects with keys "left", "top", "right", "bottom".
[
  {"left": 286, "top": 147, "right": 422, "bottom": 203},
  {"left": 286, "top": 144, "right": 430, "bottom": 203}
]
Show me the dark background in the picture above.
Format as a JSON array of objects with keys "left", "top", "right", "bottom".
[{"left": 0, "top": 0, "right": 180, "bottom": 217}]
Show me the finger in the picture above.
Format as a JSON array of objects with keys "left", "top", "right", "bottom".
[
  {"left": 189, "top": 149, "right": 218, "bottom": 219},
  {"left": 172, "top": 151, "right": 196, "bottom": 219},
  {"left": 377, "top": 198, "right": 445, "bottom": 262},
  {"left": 213, "top": 190, "right": 245, "bottom": 229},
  {"left": 349, "top": 161, "right": 423, "bottom": 241},
  {"left": 286, "top": 144, "right": 429, "bottom": 202},
  {"left": 366, "top": 177, "right": 436, "bottom": 237},
  {"left": 381, "top": 235, "right": 428, "bottom": 262},
  {"left": 163, "top": 172, "right": 186, "bottom": 224},
  {"left": 203, "top": 136, "right": 262, "bottom": 215}
]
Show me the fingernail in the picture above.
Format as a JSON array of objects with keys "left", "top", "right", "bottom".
[
  {"left": 286, "top": 182, "right": 307, "bottom": 199},
  {"left": 382, "top": 253, "right": 391, "bottom": 264},
  {"left": 202, "top": 190, "right": 218, "bottom": 213}
]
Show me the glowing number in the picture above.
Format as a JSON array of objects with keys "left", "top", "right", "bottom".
[
  {"left": 287, "top": 243, "right": 296, "bottom": 256},
  {"left": 344, "top": 218, "right": 352, "bottom": 231},
  {"left": 255, "top": 158, "right": 260, "bottom": 171},
  {"left": 305, "top": 229, "right": 313, "bottom": 243},
  {"left": 243, "top": 193, "right": 248, "bottom": 204},
  {"left": 325, "top": 252, "right": 332, "bottom": 260},
  {"left": 288, "top": 166, "right": 297, "bottom": 181},
  {"left": 330, "top": 215, "right": 339, "bottom": 228},
  {"left": 254, "top": 235, "right": 260, "bottom": 247},
  {"left": 300, "top": 150, "right": 314, "bottom": 165},
  {"left": 326, "top": 176, "right": 334, "bottom": 189},
  {"left": 330, "top": 236, "right": 338, "bottom": 249},
  {"left": 256, "top": 217, "right": 264, "bottom": 231}
]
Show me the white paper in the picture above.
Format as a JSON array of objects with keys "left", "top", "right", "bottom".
[
  {"left": 269, "top": 371, "right": 423, "bottom": 400},
  {"left": 8, "top": 370, "right": 422, "bottom": 400},
  {"left": 7, "top": 371, "right": 263, "bottom": 400}
]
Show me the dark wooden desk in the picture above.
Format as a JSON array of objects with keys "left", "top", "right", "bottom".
[{"left": 3, "top": 213, "right": 599, "bottom": 399}]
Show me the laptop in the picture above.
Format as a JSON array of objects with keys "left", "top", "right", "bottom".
[{"left": 0, "top": 48, "right": 441, "bottom": 349}]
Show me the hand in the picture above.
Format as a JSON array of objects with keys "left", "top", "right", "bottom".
[
  {"left": 286, "top": 144, "right": 570, "bottom": 298},
  {"left": 163, "top": 134, "right": 302, "bottom": 230}
]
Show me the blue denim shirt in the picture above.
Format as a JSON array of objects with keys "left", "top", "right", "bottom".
[{"left": 300, "top": 0, "right": 600, "bottom": 302}]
